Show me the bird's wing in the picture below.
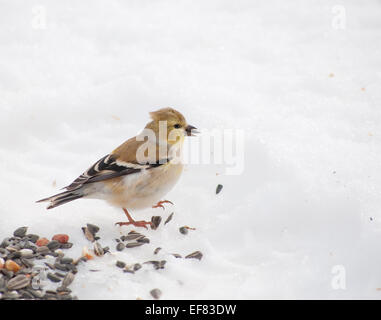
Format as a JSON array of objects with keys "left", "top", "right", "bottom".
[
  {"left": 65, "top": 136, "right": 170, "bottom": 191},
  {"left": 65, "top": 153, "right": 169, "bottom": 191}
]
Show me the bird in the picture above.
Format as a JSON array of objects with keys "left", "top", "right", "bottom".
[{"left": 37, "top": 107, "right": 197, "bottom": 229}]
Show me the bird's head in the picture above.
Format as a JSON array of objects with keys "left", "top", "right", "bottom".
[{"left": 145, "top": 107, "right": 198, "bottom": 145}]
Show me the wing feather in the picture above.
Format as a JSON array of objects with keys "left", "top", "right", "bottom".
[{"left": 65, "top": 154, "right": 169, "bottom": 191}]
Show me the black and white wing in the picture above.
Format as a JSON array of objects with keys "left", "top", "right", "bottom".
[{"left": 64, "top": 154, "right": 168, "bottom": 191}]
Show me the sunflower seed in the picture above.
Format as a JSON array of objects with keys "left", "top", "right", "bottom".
[
  {"left": 13, "top": 227, "right": 28, "bottom": 238},
  {"left": 54, "top": 263, "right": 69, "bottom": 272},
  {"left": 164, "top": 212, "right": 174, "bottom": 225},
  {"left": 60, "top": 257, "right": 73, "bottom": 264},
  {"left": 150, "top": 288, "right": 162, "bottom": 300},
  {"left": 19, "top": 290, "right": 35, "bottom": 299},
  {"left": 93, "top": 242, "right": 104, "bottom": 256},
  {"left": 179, "top": 227, "right": 188, "bottom": 235},
  {"left": 216, "top": 184, "right": 223, "bottom": 194},
  {"left": 27, "top": 289, "right": 44, "bottom": 299},
  {"left": 126, "top": 242, "right": 143, "bottom": 248},
  {"left": 86, "top": 223, "right": 100, "bottom": 235},
  {"left": 123, "top": 268, "right": 134, "bottom": 274},
  {"left": 44, "top": 262, "right": 55, "bottom": 270},
  {"left": 26, "top": 234, "right": 39, "bottom": 243},
  {"left": 58, "top": 293, "right": 73, "bottom": 300},
  {"left": 116, "top": 261, "right": 126, "bottom": 269},
  {"left": 62, "top": 272, "right": 75, "bottom": 287},
  {"left": 7, "top": 274, "right": 30, "bottom": 290},
  {"left": 116, "top": 243, "right": 125, "bottom": 251},
  {"left": 36, "top": 246, "right": 50, "bottom": 254},
  {"left": 154, "top": 247, "right": 162, "bottom": 255},
  {"left": 47, "top": 272, "right": 62, "bottom": 283},
  {"left": 144, "top": 260, "right": 166, "bottom": 270},
  {"left": 122, "top": 234, "right": 142, "bottom": 241},
  {"left": 54, "top": 272, "right": 67, "bottom": 278},
  {"left": 44, "top": 293, "right": 58, "bottom": 300},
  {"left": 0, "top": 238, "right": 10, "bottom": 248},
  {"left": 151, "top": 216, "right": 162, "bottom": 230},
  {"left": 1, "top": 269, "right": 14, "bottom": 278},
  {"left": 60, "top": 242, "right": 73, "bottom": 249},
  {"left": 57, "top": 286, "right": 72, "bottom": 293},
  {"left": 20, "top": 258, "right": 34, "bottom": 268},
  {"left": 185, "top": 251, "right": 203, "bottom": 260},
  {"left": 128, "top": 231, "right": 140, "bottom": 235},
  {"left": 82, "top": 227, "right": 95, "bottom": 242},
  {"left": 47, "top": 240, "right": 61, "bottom": 251},
  {"left": 133, "top": 263, "right": 142, "bottom": 271},
  {"left": 137, "top": 237, "right": 150, "bottom": 244},
  {"left": 2, "top": 291, "right": 20, "bottom": 299},
  {"left": 19, "top": 248, "right": 34, "bottom": 258},
  {"left": 172, "top": 253, "right": 182, "bottom": 258}
]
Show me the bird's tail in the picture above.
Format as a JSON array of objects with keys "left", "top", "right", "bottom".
[{"left": 36, "top": 189, "right": 84, "bottom": 209}]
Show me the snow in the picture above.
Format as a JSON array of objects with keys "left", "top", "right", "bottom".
[{"left": 1, "top": 0, "right": 381, "bottom": 299}]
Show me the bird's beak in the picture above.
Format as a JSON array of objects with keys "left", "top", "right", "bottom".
[{"left": 185, "top": 125, "right": 198, "bottom": 136}]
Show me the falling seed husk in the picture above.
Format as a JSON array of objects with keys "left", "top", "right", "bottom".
[
  {"left": 185, "top": 251, "right": 203, "bottom": 260},
  {"left": 172, "top": 253, "right": 182, "bottom": 259},
  {"left": 126, "top": 242, "right": 143, "bottom": 248},
  {"left": 216, "top": 184, "right": 223, "bottom": 194},
  {"left": 154, "top": 247, "right": 161, "bottom": 255},
  {"left": 151, "top": 216, "right": 162, "bottom": 230},
  {"left": 150, "top": 288, "right": 162, "bottom": 300},
  {"left": 164, "top": 212, "right": 174, "bottom": 225}
]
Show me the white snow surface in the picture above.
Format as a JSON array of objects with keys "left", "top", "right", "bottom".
[{"left": 1, "top": 0, "right": 381, "bottom": 299}]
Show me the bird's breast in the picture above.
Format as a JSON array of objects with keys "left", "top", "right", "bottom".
[{"left": 105, "top": 162, "right": 184, "bottom": 210}]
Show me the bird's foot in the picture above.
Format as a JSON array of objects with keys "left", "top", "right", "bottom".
[
  {"left": 152, "top": 200, "right": 174, "bottom": 210},
  {"left": 115, "top": 220, "right": 152, "bottom": 229}
]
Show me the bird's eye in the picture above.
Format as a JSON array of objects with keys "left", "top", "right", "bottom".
[{"left": 174, "top": 124, "right": 181, "bottom": 129}]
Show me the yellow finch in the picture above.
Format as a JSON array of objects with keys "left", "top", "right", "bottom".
[{"left": 37, "top": 107, "right": 197, "bottom": 229}]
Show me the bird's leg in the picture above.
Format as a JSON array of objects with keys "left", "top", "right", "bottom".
[
  {"left": 115, "top": 208, "right": 152, "bottom": 229},
  {"left": 152, "top": 200, "right": 174, "bottom": 210}
]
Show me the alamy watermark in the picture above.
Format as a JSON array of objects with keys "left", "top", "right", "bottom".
[{"left": 134, "top": 121, "right": 245, "bottom": 175}]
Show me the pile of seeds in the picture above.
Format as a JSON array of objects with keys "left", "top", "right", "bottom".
[
  {"left": 0, "top": 227, "right": 77, "bottom": 300},
  {"left": 1, "top": 211, "right": 204, "bottom": 300}
]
